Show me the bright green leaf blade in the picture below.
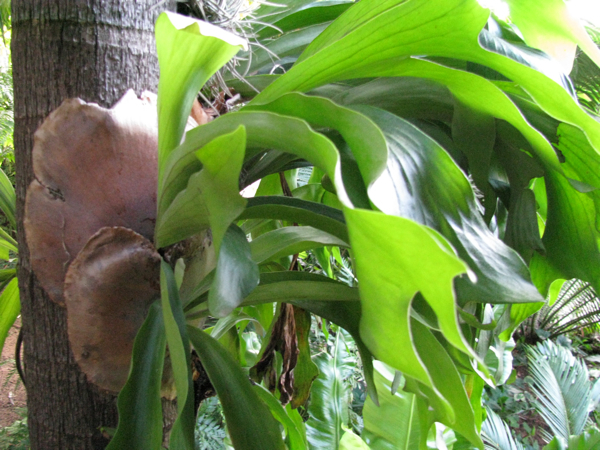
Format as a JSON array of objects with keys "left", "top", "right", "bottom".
[
  {"left": 306, "top": 331, "right": 353, "bottom": 449},
  {"left": 159, "top": 111, "right": 345, "bottom": 220},
  {"left": 355, "top": 106, "right": 542, "bottom": 306},
  {"left": 253, "top": 384, "right": 308, "bottom": 450},
  {"left": 0, "top": 278, "right": 19, "bottom": 354},
  {"left": 194, "top": 125, "right": 247, "bottom": 253},
  {"left": 362, "top": 363, "right": 421, "bottom": 450},
  {"left": 0, "top": 167, "right": 15, "bottom": 230},
  {"left": 155, "top": 11, "right": 247, "bottom": 169},
  {"left": 209, "top": 224, "right": 259, "bottom": 318},
  {"left": 250, "top": 226, "right": 348, "bottom": 264},
  {"left": 187, "top": 326, "right": 286, "bottom": 450},
  {"left": 346, "top": 206, "right": 471, "bottom": 389},
  {"left": 210, "top": 311, "right": 258, "bottom": 340},
  {"left": 108, "top": 302, "right": 166, "bottom": 450},
  {"left": 160, "top": 261, "right": 195, "bottom": 450}
]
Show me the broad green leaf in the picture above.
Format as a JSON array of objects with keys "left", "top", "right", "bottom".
[
  {"left": 0, "top": 167, "right": 15, "bottom": 230},
  {"left": 306, "top": 331, "right": 353, "bottom": 449},
  {"left": 250, "top": 226, "right": 348, "bottom": 264},
  {"left": 253, "top": 384, "right": 308, "bottom": 450},
  {"left": 160, "top": 262, "right": 195, "bottom": 450},
  {"left": 505, "top": 0, "right": 600, "bottom": 72},
  {"left": 108, "top": 302, "right": 166, "bottom": 450},
  {"left": 240, "top": 196, "right": 349, "bottom": 243},
  {"left": 356, "top": 106, "right": 542, "bottom": 306},
  {"left": 345, "top": 206, "right": 471, "bottom": 389},
  {"left": 210, "top": 311, "right": 258, "bottom": 340},
  {"left": 362, "top": 363, "right": 422, "bottom": 450},
  {"left": 0, "top": 278, "right": 19, "bottom": 353},
  {"left": 209, "top": 224, "right": 259, "bottom": 318},
  {"left": 155, "top": 11, "right": 247, "bottom": 169},
  {"left": 187, "top": 326, "right": 285, "bottom": 450},
  {"left": 194, "top": 125, "right": 247, "bottom": 252}
]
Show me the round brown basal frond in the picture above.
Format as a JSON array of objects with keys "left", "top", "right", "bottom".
[
  {"left": 64, "top": 226, "right": 161, "bottom": 393},
  {"left": 24, "top": 90, "right": 158, "bottom": 304}
]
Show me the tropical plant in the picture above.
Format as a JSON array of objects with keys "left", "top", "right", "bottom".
[
  {"left": 526, "top": 340, "right": 600, "bottom": 445},
  {"left": 17, "top": 0, "right": 600, "bottom": 448},
  {"left": 520, "top": 279, "right": 600, "bottom": 343}
]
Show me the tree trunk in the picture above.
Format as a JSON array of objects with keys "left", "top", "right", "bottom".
[{"left": 12, "top": 1, "right": 170, "bottom": 448}]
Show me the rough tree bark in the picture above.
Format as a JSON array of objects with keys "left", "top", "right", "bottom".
[{"left": 12, "top": 1, "right": 170, "bottom": 448}]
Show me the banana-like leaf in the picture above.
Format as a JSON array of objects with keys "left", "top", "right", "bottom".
[
  {"left": 187, "top": 326, "right": 285, "bottom": 450},
  {"left": 305, "top": 330, "right": 354, "bottom": 449},
  {"left": 362, "top": 362, "right": 423, "bottom": 450},
  {"left": 155, "top": 12, "right": 246, "bottom": 169},
  {"left": 0, "top": 278, "right": 19, "bottom": 354},
  {"left": 107, "top": 302, "right": 166, "bottom": 450},
  {"left": 526, "top": 340, "right": 592, "bottom": 441},
  {"left": 0, "top": 167, "right": 15, "bottom": 230},
  {"left": 160, "top": 262, "right": 195, "bottom": 449}
]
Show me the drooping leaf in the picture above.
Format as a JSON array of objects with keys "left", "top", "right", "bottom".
[
  {"left": 160, "top": 261, "right": 195, "bottom": 450},
  {"left": 108, "top": 302, "right": 166, "bottom": 450},
  {"left": 155, "top": 12, "right": 247, "bottom": 168},
  {"left": 209, "top": 224, "right": 259, "bottom": 318},
  {"left": 187, "top": 326, "right": 286, "bottom": 450},
  {"left": 0, "top": 278, "right": 19, "bottom": 354},
  {"left": 291, "top": 306, "right": 319, "bottom": 408}
]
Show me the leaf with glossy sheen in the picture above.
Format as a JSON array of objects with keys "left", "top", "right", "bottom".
[
  {"left": 362, "top": 363, "right": 422, "bottom": 450},
  {"left": 160, "top": 262, "right": 195, "bottom": 450},
  {"left": 250, "top": 226, "right": 348, "bottom": 264},
  {"left": 187, "top": 326, "right": 285, "bottom": 450},
  {"left": 209, "top": 224, "right": 259, "bottom": 318},
  {"left": 253, "top": 384, "right": 308, "bottom": 450},
  {"left": 107, "top": 302, "right": 166, "bottom": 450},
  {"left": 0, "top": 278, "right": 19, "bottom": 354},
  {"left": 357, "top": 106, "right": 542, "bottom": 306},
  {"left": 155, "top": 12, "right": 247, "bottom": 169}
]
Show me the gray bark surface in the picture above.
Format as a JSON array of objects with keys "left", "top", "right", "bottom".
[{"left": 12, "top": 1, "right": 170, "bottom": 448}]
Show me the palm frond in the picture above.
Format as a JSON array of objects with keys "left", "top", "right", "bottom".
[
  {"left": 571, "top": 25, "right": 600, "bottom": 113},
  {"left": 526, "top": 341, "right": 593, "bottom": 442},
  {"left": 481, "top": 407, "right": 525, "bottom": 450}
]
